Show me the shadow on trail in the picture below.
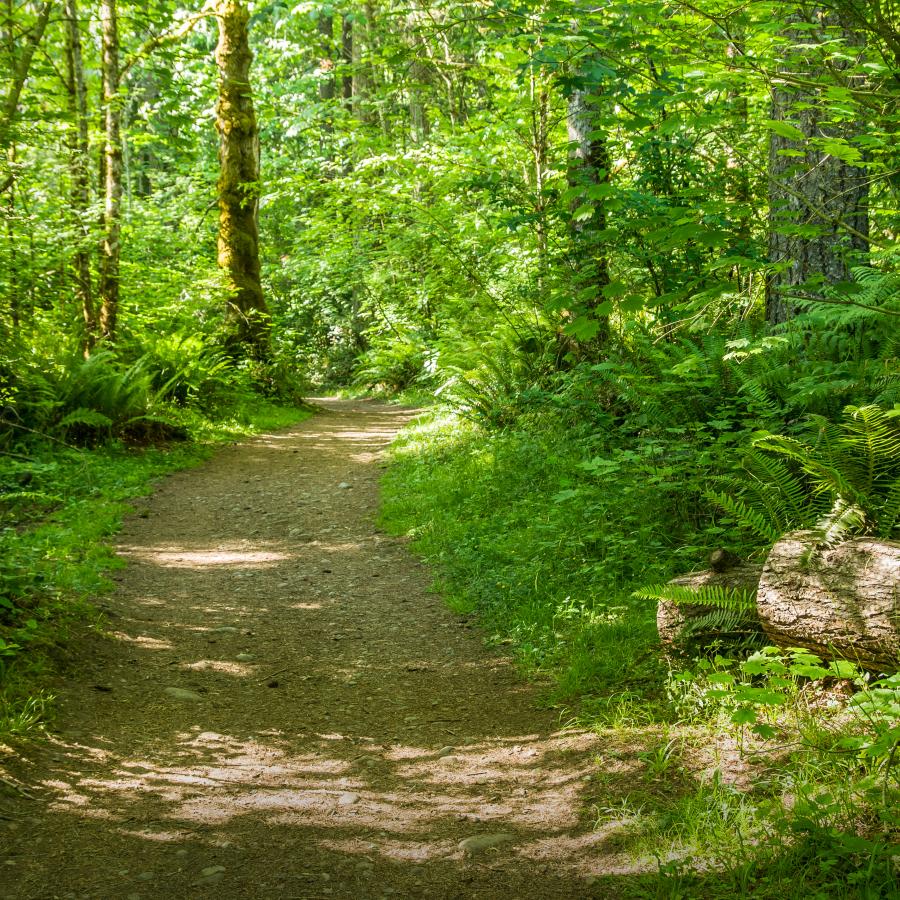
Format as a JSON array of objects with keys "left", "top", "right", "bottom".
[{"left": 1, "top": 400, "right": 669, "bottom": 899}]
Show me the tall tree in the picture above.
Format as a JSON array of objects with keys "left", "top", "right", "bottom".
[
  {"left": 566, "top": 66, "right": 612, "bottom": 349},
  {"left": 0, "top": 0, "right": 51, "bottom": 151},
  {"left": 766, "top": 10, "right": 869, "bottom": 325},
  {"left": 215, "top": 0, "right": 267, "bottom": 357},
  {"left": 341, "top": 14, "right": 353, "bottom": 106},
  {"left": 99, "top": 0, "right": 123, "bottom": 342},
  {"left": 64, "top": 0, "right": 97, "bottom": 352}
]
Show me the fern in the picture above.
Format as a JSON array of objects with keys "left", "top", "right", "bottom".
[
  {"left": 59, "top": 408, "right": 114, "bottom": 429},
  {"left": 704, "top": 490, "right": 783, "bottom": 543},
  {"left": 680, "top": 609, "right": 760, "bottom": 640},
  {"left": 633, "top": 582, "right": 760, "bottom": 649},
  {"left": 633, "top": 582, "right": 757, "bottom": 613},
  {"left": 876, "top": 477, "right": 900, "bottom": 539},
  {"left": 710, "top": 404, "right": 900, "bottom": 548}
]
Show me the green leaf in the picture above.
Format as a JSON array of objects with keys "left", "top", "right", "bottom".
[
  {"left": 572, "top": 204, "right": 594, "bottom": 222},
  {"left": 562, "top": 316, "right": 601, "bottom": 342},
  {"left": 765, "top": 119, "right": 805, "bottom": 142},
  {"left": 828, "top": 660, "right": 859, "bottom": 679},
  {"left": 752, "top": 723, "right": 778, "bottom": 740}
]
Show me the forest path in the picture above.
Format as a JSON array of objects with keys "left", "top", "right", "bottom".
[{"left": 2, "top": 399, "right": 635, "bottom": 899}]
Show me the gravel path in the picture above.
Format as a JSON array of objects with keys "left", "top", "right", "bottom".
[{"left": 1, "top": 399, "right": 637, "bottom": 899}]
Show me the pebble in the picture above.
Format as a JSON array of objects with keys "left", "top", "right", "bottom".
[
  {"left": 458, "top": 833, "right": 516, "bottom": 854},
  {"left": 338, "top": 792, "right": 360, "bottom": 806},
  {"left": 338, "top": 482, "right": 352, "bottom": 489},
  {"left": 164, "top": 687, "right": 204, "bottom": 702},
  {"left": 136, "top": 872, "right": 154, "bottom": 881},
  {"left": 436, "top": 746, "right": 455, "bottom": 757},
  {"left": 193, "top": 865, "right": 226, "bottom": 886},
  {"left": 235, "top": 653, "right": 255, "bottom": 662}
]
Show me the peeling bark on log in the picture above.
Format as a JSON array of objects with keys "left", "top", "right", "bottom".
[
  {"left": 657, "top": 563, "right": 762, "bottom": 648},
  {"left": 758, "top": 531, "right": 900, "bottom": 672}
]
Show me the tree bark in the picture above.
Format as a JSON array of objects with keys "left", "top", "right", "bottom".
[
  {"left": 214, "top": 0, "right": 268, "bottom": 358},
  {"left": 758, "top": 531, "right": 900, "bottom": 672},
  {"left": 99, "top": 0, "right": 122, "bottom": 343},
  {"left": 566, "top": 75, "right": 611, "bottom": 350},
  {"left": 0, "top": 0, "right": 52, "bottom": 148},
  {"left": 766, "top": 11, "right": 869, "bottom": 325},
  {"left": 341, "top": 15, "right": 353, "bottom": 106},
  {"left": 657, "top": 563, "right": 763, "bottom": 648},
  {"left": 318, "top": 13, "right": 335, "bottom": 103},
  {"left": 64, "top": 0, "right": 97, "bottom": 354}
]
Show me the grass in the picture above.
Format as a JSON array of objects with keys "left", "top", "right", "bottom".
[
  {"left": 380, "top": 409, "right": 665, "bottom": 706},
  {"left": 0, "top": 395, "right": 311, "bottom": 738},
  {"left": 379, "top": 406, "right": 900, "bottom": 899}
]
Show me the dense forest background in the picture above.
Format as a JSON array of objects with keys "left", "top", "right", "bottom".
[{"left": 1, "top": 0, "right": 898, "bottom": 895}]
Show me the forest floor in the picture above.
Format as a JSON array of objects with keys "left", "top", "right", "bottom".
[{"left": 0, "top": 399, "right": 651, "bottom": 900}]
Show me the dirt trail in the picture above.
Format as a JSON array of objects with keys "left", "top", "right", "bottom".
[{"left": 1, "top": 399, "right": 636, "bottom": 899}]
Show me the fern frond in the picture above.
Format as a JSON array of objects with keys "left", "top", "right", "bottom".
[
  {"left": 752, "top": 433, "right": 859, "bottom": 502},
  {"left": 633, "top": 582, "right": 757, "bottom": 612},
  {"left": 876, "top": 477, "right": 900, "bottom": 539},
  {"left": 811, "top": 498, "right": 867, "bottom": 546},
  {"left": 705, "top": 490, "right": 783, "bottom": 543},
  {"left": 742, "top": 450, "right": 812, "bottom": 525},
  {"left": 680, "top": 609, "right": 760, "bottom": 639}
]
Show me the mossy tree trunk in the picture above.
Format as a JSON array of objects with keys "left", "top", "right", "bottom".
[
  {"left": 64, "top": 0, "right": 97, "bottom": 354},
  {"left": 214, "top": 0, "right": 268, "bottom": 359},
  {"left": 565, "top": 71, "right": 611, "bottom": 353},
  {"left": 99, "top": 0, "right": 122, "bottom": 343}
]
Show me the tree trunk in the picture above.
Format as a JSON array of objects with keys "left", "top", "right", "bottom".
[
  {"left": 214, "top": 0, "right": 268, "bottom": 358},
  {"left": 529, "top": 62, "right": 550, "bottom": 295},
  {"left": 657, "top": 562, "right": 763, "bottom": 648},
  {"left": 64, "top": 0, "right": 97, "bottom": 354},
  {"left": 566, "top": 76, "right": 611, "bottom": 350},
  {"left": 0, "top": 0, "right": 52, "bottom": 148},
  {"left": 766, "top": 11, "right": 869, "bottom": 325},
  {"left": 341, "top": 15, "right": 353, "bottom": 106},
  {"left": 318, "top": 14, "right": 335, "bottom": 103},
  {"left": 99, "top": 0, "right": 122, "bottom": 343},
  {"left": 758, "top": 531, "right": 900, "bottom": 672}
]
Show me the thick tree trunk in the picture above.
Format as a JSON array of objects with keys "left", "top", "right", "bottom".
[
  {"left": 99, "top": 0, "right": 122, "bottom": 343},
  {"left": 657, "top": 562, "right": 763, "bottom": 648},
  {"left": 766, "top": 11, "right": 869, "bottom": 325},
  {"left": 566, "top": 78, "right": 611, "bottom": 350},
  {"left": 214, "top": 0, "right": 268, "bottom": 358},
  {"left": 64, "top": 0, "right": 97, "bottom": 354},
  {"left": 758, "top": 531, "right": 900, "bottom": 672}
]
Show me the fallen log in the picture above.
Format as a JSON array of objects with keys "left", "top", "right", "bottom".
[
  {"left": 656, "top": 558, "right": 762, "bottom": 649},
  {"left": 757, "top": 531, "right": 900, "bottom": 672}
]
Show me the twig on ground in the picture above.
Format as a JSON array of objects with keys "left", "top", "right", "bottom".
[{"left": 0, "top": 775, "right": 37, "bottom": 800}]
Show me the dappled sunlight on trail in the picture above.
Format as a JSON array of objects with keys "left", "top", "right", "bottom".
[{"left": 2, "top": 400, "right": 655, "bottom": 898}]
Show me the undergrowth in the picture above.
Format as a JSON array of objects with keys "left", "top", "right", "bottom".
[{"left": 380, "top": 333, "right": 899, "bottom": 898}]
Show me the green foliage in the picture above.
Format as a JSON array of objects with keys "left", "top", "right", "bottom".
[
  {"left": 633, "top": 583, "right": 761, "bottom": 650},
  {"left": 710, "top": 404, "right": 900, "bottom": 549}
]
